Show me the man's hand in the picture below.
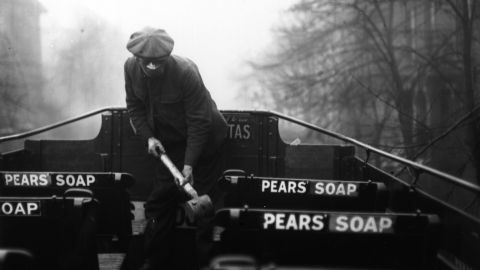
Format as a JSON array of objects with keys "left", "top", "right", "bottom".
[
  {"left": 147, "top": 137, "right": 165, "bottom": 158},
  {"left": 182, "top": 165, "right": 194, "bottom": 186}
]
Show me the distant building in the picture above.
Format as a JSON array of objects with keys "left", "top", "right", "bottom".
[{"left": 0, "top": 0, "right": 44, "bottom": 134}]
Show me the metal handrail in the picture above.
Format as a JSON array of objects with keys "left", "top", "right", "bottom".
[
  {"left": 0, "top": 106, "right": 124, "bottom": 143},
  {"left": 1, "top": 106, "right": 479, "bottom": 194},
  {"left": 225, "top": 109, "right": 480, "bottom": 194}
]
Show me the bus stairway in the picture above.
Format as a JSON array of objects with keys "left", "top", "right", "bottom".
[
  {"left": 0, "top": 171, "right": 136, "bottom": 269},
  {"left": 218, "top": 169, "right": 388, "bottom": 212},
  {"left": 211, "top": 170, "right": 440, "bottom": 269}
]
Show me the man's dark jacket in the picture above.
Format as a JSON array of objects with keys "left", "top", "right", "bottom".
[{"left": 124, "top": 55, "right": 227, "bottom": 167}]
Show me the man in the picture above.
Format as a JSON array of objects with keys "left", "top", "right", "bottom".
[{"left": 124, "top": 27, "right": 228, "bottom": 269}]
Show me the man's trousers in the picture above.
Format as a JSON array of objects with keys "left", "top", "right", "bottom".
[{"left": 141, "top": 143, "right": 226, "bottom": 269}]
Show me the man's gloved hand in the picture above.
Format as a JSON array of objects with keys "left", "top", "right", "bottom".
[
  {"left": 147, "top": 137, "right": 165, "bottom": 158},
  {"left": 182, "top": 165, "right": 194, "bottom": 186}
]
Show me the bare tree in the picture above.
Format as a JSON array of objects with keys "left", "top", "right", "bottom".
[
  {"left": 244, "top": 0, "right": 480, "bottom": 181},
  {"left": 442, "top": 0, "right": 480, "bottom": 181},
  {"left": 245, "top": 0, "right": 432, "bottom": 152}
]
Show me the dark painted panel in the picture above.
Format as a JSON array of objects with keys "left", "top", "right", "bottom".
[
  {"left": 24, "top": 140, "right": 103, "bottom": 171},
  {"left": 284, "top": 145, "right": 356, "bottom": 180},
  {"left": 224, "top": 113, "right": 263, "bottom": 176},
  {"left": 284, "top": 145, "right": 335, "bottom": 179},
  {"left": 0, "top": 149, "right": 32, "bottom": 171}
]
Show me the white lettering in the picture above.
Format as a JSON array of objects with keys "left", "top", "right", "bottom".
[
  {"left": 261, "top": 180, "right": 270, "bottom": 192},
  {"left": 228, "top": 124, "right": 251, "bottom": 140},
  {"left": 335, "top": 216, "right": 349, "bottom": 232},
  {"left": 66, "top": 175, "right": 75, "bottom": 186},
  {"left": 314, "top": 182, "right": 358, "bottom": 196},
  {"left": 56, "top": 175, "right": 95, "bottom": 187},
  {"left": 78, "top": 175, "right": 86, "bottom": 186},
  {"left": 27, "top": 202, "right": 39, "bottom": 214},
  {"left": 275, "top": 213, "right": 285, "bottom": 230},
  {"left": 315, "top": 182, "right": 324, "bottom": 194},
  {"left": 228, "top": 124, "right": 235, "bottom": 138},
  {"left": 288, "top": 181, "right": 296, "bottom": 193},
  {"left": 285, "top": 214, "right": 298, "bottom": 230},
  {"left": 86, "top": 175, "right": 95, "bottom": 186},
  {"left": 332, "top": 215, "right": 394, "bottom": 233},
  {"left": 3, "top": 174, "right": 50, "bottom": 186},
  {"left": 0, "top": 202, "right": 40, "bottom": 216},
  {"left": 312, "top": 215, "right": 325, "bottom": 230},
  {"left": 379, "top": 217, "right": 393, "bottom": 232},
  {"left": 30, "top": 174, "right": 39, "bottom": 186},
  {"left": 298, "top": 214, "right": 309, "bottom": 230},
  {"left": 347, "top": 184, "right": 357, "bottom": 195},
  {"left": 261, "top": 180, "right": 308, "bottom": 194},
  {"left": 14, "top": 203, "right": 26, "bottom": 215},
  {"left": 242, "top": 125, "right": 251, "bottom": 139},
  {"left": 56, "top": 175, "right": 65, "bottom": 186},
  {"left": 39, "top": 174, "right": 48, "bottom": 186},
  {"left": 21, "top": 174, "right": 29, "bottom": 186},
  {"left": 4, "top": 174, "right": 13, "bottom": 185},
  {"left": 298, "top": 181, "right": 307, "bottom": 193},
  {"left": 234, "top": 125, "right": 243, "bottom": 139},
  {"left": 1, "top": 203, "right": 13, "bottom": 215},
  {"left": 271, "top": 181, "right": 277, "bottom": 192},
  {"left": 263, "top": 213, "right": 325, "bottom": 231},
  {"left": 350, "top": 216, "right": 363, "bottom": 232},
  {"left": 326, "top": 183, "right": 335, "bottom": 195},
  {"left": 363, "top": 217, "right": 377, "bottom": 232},
  {"left": 336, "top": 184, "right": 345, "bottom": 195},
  {"left": 278, "top": 181, "right": 287, "bottom": 193},
  {"left": 263, "top": 213, "right": 276, "bottom": 229}
]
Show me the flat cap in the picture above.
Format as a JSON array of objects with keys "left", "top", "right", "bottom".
[{"left": 126, "top": 27, "right": 174, "bottom": 58}]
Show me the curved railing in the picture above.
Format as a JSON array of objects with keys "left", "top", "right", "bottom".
[
  {"left": 1, "top": 107, "right": 479, "bottom": 217},
  {"left": 0, "top": 106, "right": 125, "bottom": 143},
  {"left": 237, "top": 110, "right": 480, "bottom": 194}
]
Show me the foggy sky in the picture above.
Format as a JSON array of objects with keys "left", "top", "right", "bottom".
[{"left": 39, "top": 0, "right": 296, "bottom": 112}]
